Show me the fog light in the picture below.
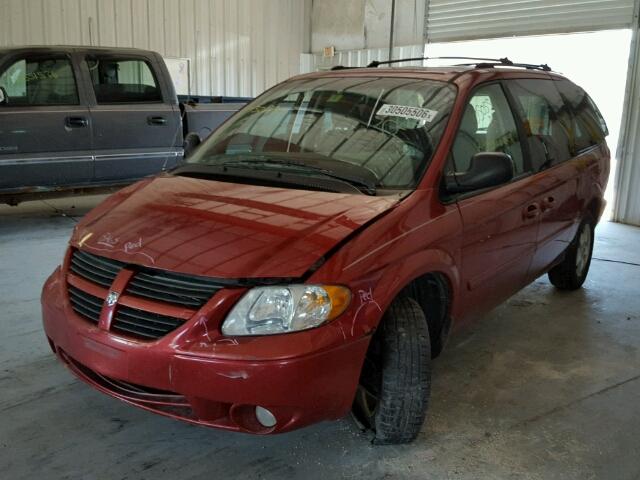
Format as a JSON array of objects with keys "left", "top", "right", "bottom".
[{"left": 255, "top": 406, "right": 277, "bottom": 428}]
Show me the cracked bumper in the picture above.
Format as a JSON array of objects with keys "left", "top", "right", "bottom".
[{"left": 41, "top": 267, "right": 370, "bottom": 434}]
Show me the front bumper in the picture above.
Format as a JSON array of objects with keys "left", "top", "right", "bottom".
[{"left": 42, "top": 267, "right": 370, "bottom": 434}]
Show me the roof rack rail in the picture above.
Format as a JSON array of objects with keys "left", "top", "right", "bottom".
[{"left": 364, "top": 56, "right": 552, "bottom": 72}]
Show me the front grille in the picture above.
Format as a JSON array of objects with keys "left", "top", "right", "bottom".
[
  {"left": 67, "top": 249, "right": 229, "bottom": 341},
  {"left": 70, "top": 250, "right": 222, "bottom": 308},
  {"left": 112, "top": 305, "right": 185, "bottom": 339},
  {"left": 125, "top": 268, "right": 223, "bottom": 308},
  {"left": 68, "top": 285, "right": 102, "bottom": 323},
  {"left": 70, "top": 250, "right": 124, "bottom": 287}
]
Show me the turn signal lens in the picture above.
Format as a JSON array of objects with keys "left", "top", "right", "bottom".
[{"left": 323, "top": 285, "right": 351, "bottom": 320}]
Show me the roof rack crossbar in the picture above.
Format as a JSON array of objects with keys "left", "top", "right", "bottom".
[
  {"left": 367, "top": 56, "right": 512, "bottom": 68},
  {"left": 363, "top": 56, "right": 552, "bottom": 72}
]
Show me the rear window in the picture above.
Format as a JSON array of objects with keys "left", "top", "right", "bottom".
[
  {"left": 87, "top": 57, "right": 162, "bottom": 104},
  {"left": 556, "top": 80, "right": 608, "bottom": 153}
]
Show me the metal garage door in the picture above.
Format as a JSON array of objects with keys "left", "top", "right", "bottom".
[{"left": 426, "top": 0, "right": 636, "bottom": 42}]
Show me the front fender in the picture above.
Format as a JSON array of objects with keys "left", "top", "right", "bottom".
[{"left": 309, "top": 191, "right": 464, "bottom": 336}]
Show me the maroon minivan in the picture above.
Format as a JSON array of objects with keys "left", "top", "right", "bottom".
[{"left": 42, "top": 57, "right": 609, "bottom": 444}]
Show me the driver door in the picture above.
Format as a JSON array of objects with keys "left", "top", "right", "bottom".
[
  {"left": 446, "top": 83, "right": 539, "bottom": 318},
  {"left": 0, "top": 52, "right": 93, "bottom": 192}
]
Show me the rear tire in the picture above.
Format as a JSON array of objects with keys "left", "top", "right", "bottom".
[
  {"left": 353, "top": 297, "right": 431, "bottom": 445},
  {"left": 548, "top": 217, "right": 594, "bottom": 290}
]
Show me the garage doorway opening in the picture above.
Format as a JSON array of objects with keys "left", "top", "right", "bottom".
[{"left": 425, "top": 29, "right": 632, "bottom": 218}]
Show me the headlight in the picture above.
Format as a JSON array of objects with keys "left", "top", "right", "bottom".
[{"left": 221, "top": 285, "right": 351, "bottom": 336}]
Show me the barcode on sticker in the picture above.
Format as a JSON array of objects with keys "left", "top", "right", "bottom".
[{"left": 376, "top": 104, "right": 438, "bottom": 122}]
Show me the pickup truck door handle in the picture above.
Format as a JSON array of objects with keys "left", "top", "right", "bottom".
[
  {"left": 524, "top": 203, "right": 540, "bottom": 219},
  {"left": 147, "top": 116, "right": 167, "bottom": 125},
  {"left": 65, "top": 116, "right": 88, "bottom": 128},
  {"left": 541, "top": 196, "right": 556, "bottom": 211}
]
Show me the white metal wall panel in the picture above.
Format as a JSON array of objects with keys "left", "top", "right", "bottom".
[
  {"left": 0, "top": 0, "right": 309, "bottom": 97},
  {"left": 302, "top": 44, "right": 425, "bottom": 72},
  {"left": 614, "top": 23, "right": 640, "bottom": 226},
  {"left": 426, "top": 0, "right": 636, "bottom": 42}
]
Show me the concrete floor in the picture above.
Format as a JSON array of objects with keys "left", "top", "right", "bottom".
[{"left": 1, "top": 194, "right": 639, "bottom": 480}]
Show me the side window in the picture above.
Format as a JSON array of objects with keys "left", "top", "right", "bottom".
[
  {"left": 506, "top": 79, "right": 573, "bottom": 171},
  {"left": 87, "top": 57, "right": 162, "bottom": 104},
  {"left": 556, "top": 80, "right": 607, "bottom": 153},
  {"left": 0, "top": 57, "right": 78, "bottom": 106},
  {"left": 449, "top": 83, "right": 525, "bottom": 176}
]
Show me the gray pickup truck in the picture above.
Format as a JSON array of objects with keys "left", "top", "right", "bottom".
[{"left": 0, "top": 46, "right": 248, "bottom": 205}]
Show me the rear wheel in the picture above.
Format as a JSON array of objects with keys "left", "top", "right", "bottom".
[
  {"left": 548, "top": 217, "right": 594, "bottom": 290},
  {"left": 353, "top": 297, "right": 431, "bottom": 445}
]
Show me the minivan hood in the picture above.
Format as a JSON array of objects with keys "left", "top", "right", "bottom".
[{"left": 72, "top": 176, "right": 401, "bottom": 279}]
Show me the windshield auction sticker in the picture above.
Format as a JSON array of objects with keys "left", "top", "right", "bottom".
[{"left": 376, "top": 104, "right": 438, "bottom": 122}]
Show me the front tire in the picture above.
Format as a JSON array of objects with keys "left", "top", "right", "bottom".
[
  {"left": 548, "top": 217, "right": 594, "bottom": 290},
  {"left": 353, "top": 297, "right": 431, "bottom": 445}
]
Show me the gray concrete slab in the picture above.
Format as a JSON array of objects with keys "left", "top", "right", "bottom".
[{"left": 1, "top": 196, "right": 639, "bottom": 480}]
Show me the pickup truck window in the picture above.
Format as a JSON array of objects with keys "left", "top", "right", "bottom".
[
  {"left": 188, "top": 77, "right": 456, "bottom": 189},
  {"left": 87, "top": 57, "right": 162, "bottom": 104},
  {"left": 0, "top": 56, "right": 78, "bottom": 106}
]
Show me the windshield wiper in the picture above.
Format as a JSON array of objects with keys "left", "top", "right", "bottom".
[{"left": 219, "top": 157, "right": 377, "bottom": 195}]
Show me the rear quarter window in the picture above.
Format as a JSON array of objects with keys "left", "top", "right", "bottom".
[
  {"left": 556, "top": 80, "right": 608, "bottom": 153},
  {"left": 505, "top": 79, "right": 573, "bottom": 171}
]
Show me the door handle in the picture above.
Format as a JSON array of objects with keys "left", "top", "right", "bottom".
[
  {"left": 147, "top": 116, "right": 167, "bottom": 125},
  {"left": 65, "top": 116, "right": 88, "bottom": 128},
  {"left": 524, "top": 202, "right": 540, "bottom": 219},
  {"left": 541, "top": 196, "right": 556, "bottom": 211}
]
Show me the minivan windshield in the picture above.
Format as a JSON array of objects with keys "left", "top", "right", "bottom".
[{"left": 186, "top": 77, "right": 456, "bottom": 191}]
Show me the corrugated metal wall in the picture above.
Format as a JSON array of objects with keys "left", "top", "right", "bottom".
[
  {"left": 301, "top": 44, "right": 425, "bottom": 72},
  {"left": 425, "top": 0, "right": 636, "bottom": 42},
  {"left": 614, "top": 17, "right": 640, "bottom": 226},
  {"left": 0, "top": 0, "right": 310, "bottom": 97}
]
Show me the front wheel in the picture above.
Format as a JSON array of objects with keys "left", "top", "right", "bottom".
[
  {"left": 548, "top": 217, "right": 594, "bottom": 290},
  {"left": 353, "top": 297, "right": 431, "bottom": 445}
]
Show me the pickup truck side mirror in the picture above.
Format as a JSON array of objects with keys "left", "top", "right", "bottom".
[
  {"left": 0, "top": 87, "right": 7, "bottom": 105},
  {"left": 445, "top": 152, "right": 514, "bottom": 194},
  {"left": 183, "top": 132, "right": 202, "bottom": 160}
]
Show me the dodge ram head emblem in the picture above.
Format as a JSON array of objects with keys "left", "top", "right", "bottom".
[{"left": 105, "top": 291, "right": 119, "bottom": 307}]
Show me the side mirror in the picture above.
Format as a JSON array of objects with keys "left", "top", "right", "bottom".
[
  {"left": 183, "top": 132, "right": 202, "bottom": 160},
  {"left": 0, "top": 86, "right": 7, "bottom": 105},
  {"left": 445, "top": 152, "right": 514, "bottom": 194}
]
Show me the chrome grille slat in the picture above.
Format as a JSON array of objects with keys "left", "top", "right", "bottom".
[
  {"left": 75, "top": 250, "right": 125, "bottom": 272},
  {"left": 68, "top": 286, "right": 102, "bottom": 323},
  {"left": 129, "top": 277, "right": 213, "bottom": 298},
  {"left": 72, "top": 253, "right": 121, "bottom": 275},
  {"left": 116, "top": 308, "right": 182, "bottom": 327},
  {"left": 68, "top": 288, "right": 104, "bottom": 309},
  {"left": 111, "top": 305, "right": 186, "bottom": 340},
  {"left": 70, "top": 261, "right": 114, "bottom": 287},
  {"left": 134, "top": 271, "right": 223, "bottom": 292},
  {"left": 112, "top": 317, "right": 169, "bottom": 334},
  {"left": 110, "top": 323, "right": 163, "bottom": 339},
  {"left": 125, "top": 284, "right": 204, "bottom": 307}
]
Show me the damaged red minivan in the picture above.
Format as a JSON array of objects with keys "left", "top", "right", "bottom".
[{"left": 42, "top": 57, "right": 609, "bottom": 444}]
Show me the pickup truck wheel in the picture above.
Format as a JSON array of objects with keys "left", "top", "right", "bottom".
[
  {"left": 548, "top": 217, "right": 594, "bottom": 290},
  {"left": 353, "top": 296, "right": 431, "bottom": 445}
]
